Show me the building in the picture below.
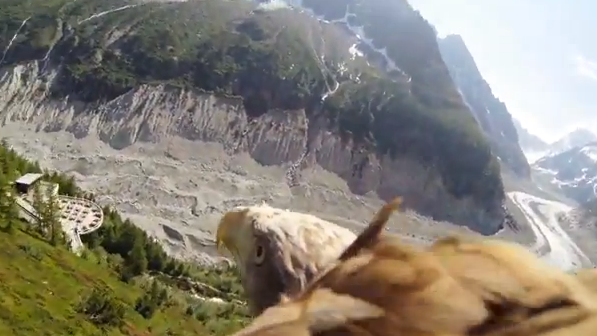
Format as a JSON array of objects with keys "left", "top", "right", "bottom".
[
  {"left": 14, "top": 173, "right": 44, "bottom": 194},
  {"left": 14, "top": 173, "right": 59, "bottom": 203}
]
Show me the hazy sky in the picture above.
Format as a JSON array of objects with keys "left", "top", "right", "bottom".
[{"left": 409, "top": 0, "right": 596, "bottom": 143}]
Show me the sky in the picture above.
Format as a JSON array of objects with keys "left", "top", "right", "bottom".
[{"left": 408, "top": 0, "right": 597, "bottom": 143}]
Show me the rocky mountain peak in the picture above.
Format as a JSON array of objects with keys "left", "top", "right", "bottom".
[
  {"left": 550, "top": 128, "right": 597, "bottom": 154},
  {"left": 527, "top": 127, "right": 596, "bottom": 164},
  {"left": 437, "top": 33, "right": 530, "bottom": 178}
]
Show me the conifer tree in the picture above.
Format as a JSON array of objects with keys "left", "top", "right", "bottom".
[
  {"left": 31, "top": 182, "right": 45, "bottom": 233},
  {"left": 31, "top": 181, "right": 62, "bottom": 243},
  {"left": 45, "top": 188, "right": 64, "bottom": 246},
  {"left": 0, "top": 170, "right": 18, "bottom": 233}
]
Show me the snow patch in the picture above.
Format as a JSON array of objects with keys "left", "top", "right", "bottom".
[
  {"left": 348, "top": 43, "right": 364, "bottom": 60},
  {"left": 580, "top": 145, "right": 597, "bottom": 162},
  {"left": 0, "top": 17, "right": 30, "bottom": 66},
  {"left": 256, "top": 0, "right": 290, "bottom": 11},
  {"left": 78, "top": 5, "right": 138, "bottom": 24}
]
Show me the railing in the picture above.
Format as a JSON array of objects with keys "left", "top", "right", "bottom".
[
  {"left": 14, "top": 195, "right": 104, "bottom": 255},
  {"left": 15, "top": 197, "right": 39, "bottom": 222}
]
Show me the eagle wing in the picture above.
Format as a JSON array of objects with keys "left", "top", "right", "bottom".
[{"left": 230, "top": 200, "right": 597, "bottom": 336}]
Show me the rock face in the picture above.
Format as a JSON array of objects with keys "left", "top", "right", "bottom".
[
  {"left": 438, "top": 34, "right": 530, "bottom": 178},
  {"left": 0, "top": 62, "right": 503, "bottom": 233},
  {"left": 533, "top": 142, "right": 597, "bottom": 204},
  {"left": 0, "top": 0, "right": 511, "bottom": 233}
]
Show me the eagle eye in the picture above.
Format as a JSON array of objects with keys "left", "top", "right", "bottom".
[{"left": 254, "top": 244, "right": 265, "bottom": 265}]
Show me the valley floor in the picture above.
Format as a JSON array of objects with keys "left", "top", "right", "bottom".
[{"left": 0, "top": 123, "right": 557, "bottom": 263}]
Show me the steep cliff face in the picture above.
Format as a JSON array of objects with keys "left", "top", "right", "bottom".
[
  {"left": 438, "top": 35, "right": 531, "bottom": 178},
  {"left": 0, "top": 62, "right": 503, "bottom": 233},
  {"left": 0, "top": 0, "right": 509, "bottom": 233}
]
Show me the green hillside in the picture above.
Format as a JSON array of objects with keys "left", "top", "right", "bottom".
[{"left": 0, "top": 142, "right": 248, "bottom": 335}]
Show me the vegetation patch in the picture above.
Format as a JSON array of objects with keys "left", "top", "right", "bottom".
[{"left": 0, "top": 141, "right": 249, "bottom": 335}]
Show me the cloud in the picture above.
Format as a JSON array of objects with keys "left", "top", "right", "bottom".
[{"left": 573, "top": 55, "right": 597, "bottom": 80}]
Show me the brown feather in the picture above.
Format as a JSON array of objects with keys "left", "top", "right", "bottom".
[
  {"left": 229, "top": 199, "right": 597, "bottom": 336},
  {"left": 338, "top": 197, "right": 402, "bottom": 261},
  {"left": 574, "top": 269, "right": 597, "bottom": 293}
]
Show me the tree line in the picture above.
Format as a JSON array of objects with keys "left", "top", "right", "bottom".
[
  {"left": 0, "top": 140, "right": 224, "bottom": 282},
  {"left": 0, "top": 140, "right": 245, "bottom": 328}
]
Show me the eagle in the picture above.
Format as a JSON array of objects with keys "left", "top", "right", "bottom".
[
  {"left": 226, "top": 199, "right": 597, "bottom": 336},
  {"left": 215, "top": 202, "right": 356, "bottom": 315}
]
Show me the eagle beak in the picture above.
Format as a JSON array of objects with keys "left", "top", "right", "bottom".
[
  {"left": 215, "top": 228, "right": 228, "bottom": 255},
  {"left": 215, "top": 209, "right": 248, "bottom": 258}
]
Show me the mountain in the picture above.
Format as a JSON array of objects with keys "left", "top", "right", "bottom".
[
  {"left": 515, "top": 125, "right": 596, "bottom": 165},
  {"left": 513, "top": 118, "right": 549, "bottom": 161},
  {"left": 549, "top": 128, "right": 597, "bottom": 155},
  {"left": 0, "top": 0, "right": 508, "bottom": 233},
  {"left": 437, "top": 34, "right": 531, "bottom": 178},
  {"left": 532, "top": 142, "right": 597, "bottom": 203},
  {"left": 529, "top": 128, "right": 597, "bottom": 203}
]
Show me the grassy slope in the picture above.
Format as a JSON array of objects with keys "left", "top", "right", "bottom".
[
  {"left": 0, "top": 221, "right": 246, "bottom": 336},
  {"left": 0, "top": 140, "right": 248, "bottom": 335}
]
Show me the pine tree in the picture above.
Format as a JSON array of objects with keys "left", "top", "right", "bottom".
[
  {"left": 146, "top": 242, "right": 166, "bottom": 272},
  {"left": 32, "top": 182, "right": 63, "bottom": 244},
  {"left": 31, "top": 182, "right": 45, "bottom": 233},
  {"left": 45, "top": 188, "right": 64, "bottom": 246},
  {"left": 0, "top": 171, "right": 19, "bottom": 233},
  {"left": 126, "top": 240, "right": 148, "bottom": 276}
]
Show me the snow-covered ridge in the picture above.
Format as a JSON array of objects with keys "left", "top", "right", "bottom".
[
  {"left": 580, "top": 146, "right": 597, "bottom": 162},
  {"left": 528, "top": 128, "right": 597, "bottom": 163},
  {"left": 532, "top": 142, "right": 597, "bottom": 204}
]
